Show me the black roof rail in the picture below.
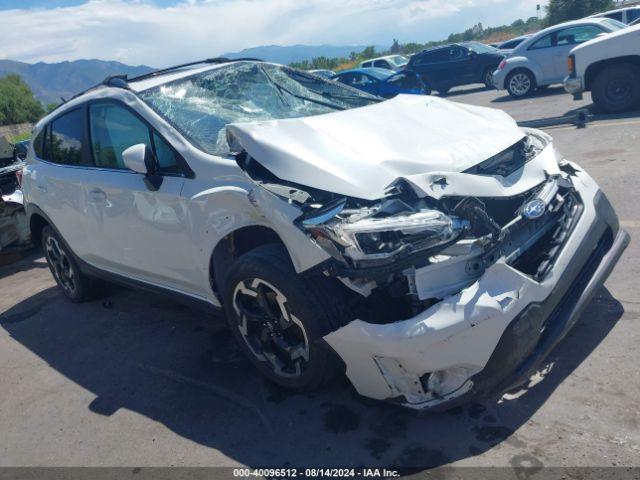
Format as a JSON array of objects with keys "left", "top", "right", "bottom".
[
  {"left": 128, "top": 56, "right": 264, "bottom": 83},
  {"left": 102, "top": 74, "right": 131, "bottom": 89}
]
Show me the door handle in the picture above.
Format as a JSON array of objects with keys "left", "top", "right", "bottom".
[{"left": 89, "top": 188, "right": 107, "bottom": 201}]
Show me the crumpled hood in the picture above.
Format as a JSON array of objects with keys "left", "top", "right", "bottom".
[{"left": 227, "top": 95, "right": 524, "bottom": 200}]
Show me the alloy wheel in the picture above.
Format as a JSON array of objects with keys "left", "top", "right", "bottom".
[
  {"left": 45, "top": 236, "right": 77, "bottom": 296},
  {"left": 509, "top": 73, "right": 531, "bottom": 96},
  {"left": 232, "top": 278, "right": 310, "bottom": 378}
]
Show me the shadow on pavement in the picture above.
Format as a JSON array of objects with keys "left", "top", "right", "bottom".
[
  {"left": 0, "top": 250, "right": 47, "bottom": 280},
  {"left": 0, "top": 282, "right": 624, "bottom": 471},
  {"left": 438, "top": 86, "right": 488, "bottom": 98},
  {"left": 492, "top": 86, "right": 567, "bottom": 103}
]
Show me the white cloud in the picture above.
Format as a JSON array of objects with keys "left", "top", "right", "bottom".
[{"left": 0, "top": 0, "right": 546, "bottom": 66}]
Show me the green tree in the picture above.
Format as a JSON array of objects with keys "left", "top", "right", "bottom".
[
  {"left": 0, "top": 75, "right": 44, "bottom": 126},
  {"left": 360, "top": 46, "right": 376, "bottom": 59},
  {"left": 545, "top": 0, "right": 615, "bottom": 25}
]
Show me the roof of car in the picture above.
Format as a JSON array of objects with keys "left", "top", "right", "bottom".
[
  {"left": 336, "top": 67, "right": 394, "bottom": 79},
  {"left": 589, "top": 5, "right": 640, "bottom": 16},
  {"left": 360, "top": 55, "right": 406, "bottom": 64},
  {"left": 515, "top": 17, "right": 617, "bottom": 48}
]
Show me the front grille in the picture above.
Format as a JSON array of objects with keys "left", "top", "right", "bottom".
[{"left": 509, "top": 191, "right": 581, "bottom": 280}]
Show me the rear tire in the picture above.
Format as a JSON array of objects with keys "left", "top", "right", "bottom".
[
  {"left": 591, "top": 63, "right": 640, "bottom": 114},
  {"left": 222, "top": 244, "right": 348, "bottom": 391},
  {"left": 483, "top": 68, "right": 495, "bottom": 89},
  {"left": 41, "top": 225, "right": 95, "bottom": 303},
  {"left": 506, "top": 69, "right": 535, "bottom": 97}
]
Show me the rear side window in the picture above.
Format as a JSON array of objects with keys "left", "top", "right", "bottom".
[
  {"left": 415, "top": 49, "right": 448, "bottom": 65},
  {"left": 556, "top": 25, "right": 605, "bottom": 46},
  {"left": 88, "top": 102, "right": 180, "bottom": 174},
  {"left": 530, "top": 33, "right": 554, "bottom": 50},
  {"left": 605, "top": 11, "right": 623, "bottom": 21},
  {"left": 361, "top": 61, "right": 372, "bottom": 68},
  {"left": 49, "top": 108, "right": 85, "bottom": 165},
  {"left": 373, "top": 60, "right": 390, "bottom": 69},
  {"left": 628, "top": 9, "right": 640, "bottom": 22}
]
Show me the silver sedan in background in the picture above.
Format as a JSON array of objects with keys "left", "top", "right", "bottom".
[{"left": 493, "top": 17, "right": 627, "bottom": 97}]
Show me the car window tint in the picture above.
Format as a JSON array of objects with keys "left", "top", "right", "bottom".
[
  {"left": 628, "top": 10, "right": 640, "bottom": 22},
  {"left": 361, "top": 62, "right": 372, "bottom": 68},
  {"left": 354, "top": 74, "right": 375, "bottom": 86},
  {"left": 556, "top": 25, "right": 604, "bottom": 46},
  {"left": 373, "top": 60, "right": 389, "bottom": 69},
  {"left": 530, "top": 33, "right": 554, "bottom": 50},
  {"left": 33, "top": 129, "right": 45, "bottom": 159},
  {"left": 89, "top": 103, "right": 150, "bottom": 169},
  {"left": 448, "top": 47, "right": 466, "bottom": 60},
  {"left": 89, "top": 102, "right": 178, "bottom": 173},
  {"left": 605, "top": 11, "right": 623, "bottom": 21},
  {"left": 153, "top": 131, "right": 179, "bottom": 172},
  {"left": 416, "top": 49, "right": 447, "bottom": 65},
  {"left": 50, "top": 108, "right": 85, "bottom": 165},
  {"left": 336, "top": 74, "right": 354, "bottom": 85}
]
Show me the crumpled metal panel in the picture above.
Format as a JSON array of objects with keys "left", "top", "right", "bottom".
[{"left": 227, "top": 95, "right": 525, "bottom": 200}]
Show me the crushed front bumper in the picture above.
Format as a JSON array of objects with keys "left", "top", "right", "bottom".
[{"left": 324, "top": 166, "right": 629, "bottom": 410}]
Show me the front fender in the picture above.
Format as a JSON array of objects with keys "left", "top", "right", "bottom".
[{"left": 188, "top": 184, "right": 330, "bottom": 275}]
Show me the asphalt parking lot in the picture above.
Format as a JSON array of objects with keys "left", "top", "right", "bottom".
[{"left": 1, "top": 85, "right": 639, "bottom": 470}]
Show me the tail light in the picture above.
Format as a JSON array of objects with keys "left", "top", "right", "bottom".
[
  {"left": 15, "top": 169, "right": 23, "bottom": 188},
  {"left": 498, "top": 59, "right": 507, "bottom": 70}
]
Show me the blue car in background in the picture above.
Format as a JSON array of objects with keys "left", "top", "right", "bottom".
[{"left": 332, "top": 68, "right": 427, "bottom": 98}]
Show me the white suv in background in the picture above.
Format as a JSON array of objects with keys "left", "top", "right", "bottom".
[
  {"left": 588, "top": 6, "right": 640, "bottom": 24},
  {"left": 564, "top": 24, "right": 640, "bottom": 113},
  {"left": 23, "top": 59, "right": 629, "bottom": 411}
]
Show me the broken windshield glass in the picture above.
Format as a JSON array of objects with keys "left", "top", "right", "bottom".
[{"left": 139, "top": 62, "right": 380, "bottom": 156}]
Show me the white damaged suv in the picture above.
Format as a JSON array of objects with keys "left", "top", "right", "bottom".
[{"left": 23, "top": 60, "right": 629, "bottom": 410}]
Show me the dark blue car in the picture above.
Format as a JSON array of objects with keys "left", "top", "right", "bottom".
[{"left": 332, "top": 68, "right": 427, "bottom": 98}]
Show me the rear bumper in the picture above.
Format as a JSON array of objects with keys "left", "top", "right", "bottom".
[{"left": 324, "top": 166, "right": 629, "bottom": 410}]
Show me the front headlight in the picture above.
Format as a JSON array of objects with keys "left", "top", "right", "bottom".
[{"left": 299, "top": 201, "right": 468, "bottom": 265}]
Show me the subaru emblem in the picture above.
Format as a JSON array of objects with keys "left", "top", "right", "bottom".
[{"left": 522, "top": 198, "right": 546, "bottom": 220}]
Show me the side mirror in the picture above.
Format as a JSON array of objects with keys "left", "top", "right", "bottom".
[{"left": 122, "top": 143, "right": 163, "bottom": 191}]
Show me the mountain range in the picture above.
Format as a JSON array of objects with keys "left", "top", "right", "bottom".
[
  {"left": 0, "top": 44, "right": 386, "bottom": 104},
  {"left": 223, "top": 44, "right": 385, "bottom": 65},
  {"left": 0, "top": 59, "right": 154, "bottom": 105}
]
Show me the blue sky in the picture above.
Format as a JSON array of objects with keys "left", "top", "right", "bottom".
[
  {"left": 0, "top": 0, "right": 547, "bottom": 66},
  {"left": 0, "top": 0, "right": 180, "bottom": 8}
]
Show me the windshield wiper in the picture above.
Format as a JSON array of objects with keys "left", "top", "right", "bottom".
[{"left": 260, "top": 67, "right": 345, "bottom": 111}]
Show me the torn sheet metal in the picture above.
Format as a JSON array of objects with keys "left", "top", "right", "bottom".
[
  {"left": 323, "top": 166, "right": 605, "bottom": 409},
  {"left": 0, "top": 193, "right": 30, "bottom": 251},
  {"left": 227, "top": 95, "right": 525, "bottom": 200}
]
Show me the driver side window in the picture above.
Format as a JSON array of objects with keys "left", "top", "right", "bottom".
[{"left": 88, "top": 102, "right": 180, "bottom": 174}]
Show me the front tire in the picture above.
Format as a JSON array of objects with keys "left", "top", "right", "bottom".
[
  {"left": 222, "top": 244, "right": 347, "bottom": 391},
  {"left": 41, "top": 225, "right": 95, "bottom": 302},
  {"left": 506, "top": 69, "right": 535, "bottom": 97},
  {"left": 591, "top": 63, "right": 640, "bottom": 114}
]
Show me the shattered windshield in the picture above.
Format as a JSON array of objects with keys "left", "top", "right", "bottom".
[{"left": 139, "top": 62, "right": 381, "bottom": 156}]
